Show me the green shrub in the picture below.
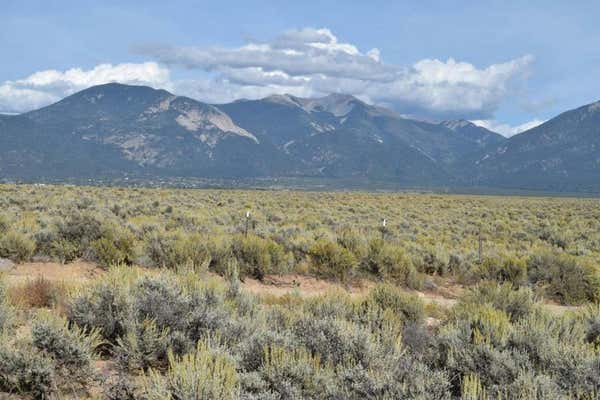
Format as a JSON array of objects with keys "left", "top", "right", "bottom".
[
  {"left": 133, "top": 277, "right": 189, "bottom": 333},
  {"left": 508, "top": 309, "right": 598, "bottom": 394},
  {"left": 476, "top": 255, "right": 528, "bottom": 288},
  {"left": 376, "top": 356, "right": 451, "bottom": 400},
  {"left": 145, "top": 231, "right": 210, "bottom": 270},
  {"left": 0, "top": 215, "right": 8, "bottom": 234},
  {"left": 143, "top": 340, "right": 239, "bottom": 400},
  {"left": 205, "top": 235, "right": 233, "bottom": 275},
  {"left": 460, "top": 282, "right": 537, "bottom": 321},
  {"left": 232, "top": 234, "right": 286, "bottom": 280},
  {"left": 133, "top": 276, "right": 229, "bottom": 345},
  {"left": 460, "top": 373, "right": 487, "bottom": 400},
  {"left": 336, "top": 227, "right": 367, "bottom": 260},
  {"left": 92, "top": 226, "right": 136, "bottom": 267},
  {"left": 416, "top": 246, "right": 449, "bottom": 276},
  {"left": 527, "top": 251, "right": 600, "bottom": 304},
  {"left": 236, "top": 329, "right": 290, "bottom": 372},
  {"left": 309, "top": 239, "right": 357, "bottom": 281},
  {"left": 580, "top": 303, "right": 600, "bottom": 347},
  {"left": 245, "top": 345, "right": 339, "bottom": 399},
  {"left": 293, "top": 316, "right": 378, "bottom": 367},
  {"left": 436, "top": 305, "right": 521, "bottom": 395},
  {"left": 67, "top": 282, "right": 130, "bottom": 343},
  {"left": 447, "top": 253, "right": 471, "bottom": 277},
  {"left": 449, "top": 303, "right": 513, "bottom": 347},
  {"left": 539, "top": 227, "right": 571, "bottom": 250},
  {"left": 363, "top": 239, "right": 420, "bottom": 288},
  {"left": 104, "top": 374, "right": 139, "bottom": 400},
  {"left": 31, "top": 311, "right": 101, "bottom": 386},
  {"left": 0, "top": 342, "right": 56, "bottom": 399},
  {"left": 0, "top": 281, "right": 14, "bottom": 332},
  {"left": 116, "top": 319, "right": 170, "bottom": 371},
  {"left": 0, "top": 230, "right": 35, "bottom": 263},
  {"left": 366, "top": 284, "right": 425, "bottom": 324},
  {"left": 509, "top": 372, "right": 563, "bottom": 400},
  {"left": 55, "top": 212, "right": 104, "bottom": 257},
  {"left": 184, "top": 287, "right": 231, "bottom": 343},
  {"left": 50, "top": 238, "right": 80, "bottom": 264}
]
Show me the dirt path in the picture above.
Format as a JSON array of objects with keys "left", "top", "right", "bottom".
[
  {"left": 242, "top": 274, "right": 577, "bottom": 314},
  {"left": 1, "top": 262, "right": 580, "bottom": 314},
  {"left": 242, "top": 274, "right": 462, "bottom": 306}
]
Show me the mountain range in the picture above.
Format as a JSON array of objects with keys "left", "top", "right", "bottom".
[{"left": 0, "top": 83, "right": 598, "bottom": 192}]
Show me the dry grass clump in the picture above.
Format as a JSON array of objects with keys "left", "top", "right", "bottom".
[{"left": 7, "top": 276, "right": 67, "bottom": 309}]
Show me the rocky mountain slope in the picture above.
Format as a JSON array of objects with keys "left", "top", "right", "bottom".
[
  {"left": 439, "top": 120, "right": 506, "bottom": 149},
  {"left": 0, "top": 83, "right": 491, "bottom": 184},
  {"left": 468, "top": 101, "right": 600, "bottom": 191},
  {"left": 1, "top": 84, "right": 290, "bottom": 178},
  {"left": 0, "top": 83, "right": 598, "bottom": 192}
]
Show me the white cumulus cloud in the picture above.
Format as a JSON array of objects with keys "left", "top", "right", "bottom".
[
  {"left": 0, "top": 27, "right": 534, "bottom": 122},
  {"left": 134, "top": 27, "right": 533, "bottom": 119},
  {"left": 0, "top": 62, "right": 171, "bottom": 113}
]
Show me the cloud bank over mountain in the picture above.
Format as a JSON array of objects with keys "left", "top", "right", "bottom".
[
  {"left": 0, "top": 62, "right": 171, "bottom": 114},
  {"left": 137, "top": 27, "right": 533, "bottom": 119},
  {"left": 0, "top": 27, "right": 533, "bottom": 124}
]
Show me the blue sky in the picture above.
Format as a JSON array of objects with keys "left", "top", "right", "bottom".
[{"left": 1, "top": 0, "right": 599, "bottom": 136}]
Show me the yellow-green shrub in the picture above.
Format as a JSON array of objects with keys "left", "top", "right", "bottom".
[
  {"left": 143, "top": 340, "right": 239, "bottom": 400},
  {"left": 475, "top": 255, "right": 528, "bottom": 288},
  {"left": 0, "top": 230, "right": 35, "bottom": 263},
  {"left": 309, "top": 238, "right": 357, "bottom": 281},
  {"left": 92, "top": 226, "right": 136, "bottom": 267},
  {"left": 232, "top": 234, "right": 286, "bottom": 280},
  {"left": 363, "top": 239, "right": 421, "bottom": 288},
  {"left": 528, "top": 251, "right": 600, "bottom": 304}
]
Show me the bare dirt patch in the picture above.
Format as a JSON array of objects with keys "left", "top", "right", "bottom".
[
  {"left": 543, "top": 301, "right": 580, "bottom": 315},
  {"left": 413, "top": 291, "right": 458, "bottom": 308},
  {"left": 3, "top": 261, "right": 104, "bottom": 286},
  {"left": 242, "top": 274, "right": 580, "bottom": 315},
  {"left": 242, "top": 274, "right": 374, "bottom": 298},
  {"left": 1, "top": 264, "right": 582, "bottom": 315}
]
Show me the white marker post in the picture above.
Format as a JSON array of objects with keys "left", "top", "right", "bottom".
[
  {"left": 478, "top": 225, "right": 483, "bottom": 264},
  {"left": 381, "top": 218, "right": 387, "bottom": 240},
  {"left": 245, "top": 211, "right": 251, "bottom": 237}
]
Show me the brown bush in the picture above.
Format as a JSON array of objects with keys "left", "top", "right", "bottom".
[{"left": 8, "top": 276, "right": 63, "bottom": 308}]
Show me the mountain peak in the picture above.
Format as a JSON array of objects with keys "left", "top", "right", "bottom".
[
  {"left": 440, "top": 119, "right": 475, "bottom": 131},
  {"left": 261, "top": 92, "right": 363, "bottom": 117},
  {"left": 438, "top": 119, "right": 505, "bottom": 148},
  {"left": 2, "top": 82, "right": 599, "bottom": 191},
  {"left": 76, "top": 82, "right": 169, "bottom": 95},
  {"left": 298, "top": 93, "right": 363, "bottom": 117},
  {"left": 263, "top": 93, "right": 303, "bottom": 107},
  {"left": 321, "top": 93, "right": 358, "bottom": 102},
  {"left": 50, "top": 82, "right": 173, "bottom": 112},
  {"left": 587, "top": 101, "right": 600, "bottom": 113}
]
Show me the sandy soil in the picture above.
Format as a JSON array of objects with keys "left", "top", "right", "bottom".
[
  {"left": 2, "top": 261, "right": 104, "bottom": 285},
  {"left": 413, "top": 290, "right": 458, "bottom": 308},
  {"left": 242, "top": 274, "right": 374, "bottom": 298}
]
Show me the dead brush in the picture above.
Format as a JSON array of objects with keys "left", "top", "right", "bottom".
[{"left": 8, "top": 275, "right": 66, "bottom": 309}]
